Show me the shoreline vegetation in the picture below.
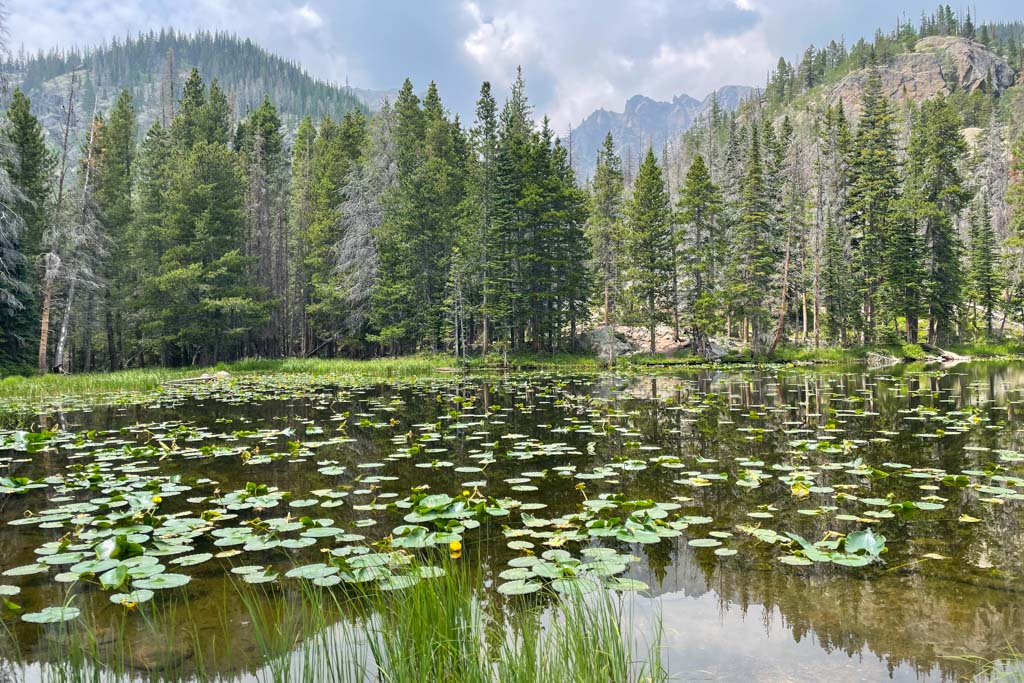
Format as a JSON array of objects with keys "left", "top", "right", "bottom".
[
  {"left": 1, "top": 556, "right": 667, "bottom": 683},
  {"left": 2, "top": 341, "right": 1024, "bottom": 405}
]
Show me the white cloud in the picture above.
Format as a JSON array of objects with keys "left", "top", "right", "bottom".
[
  {"left": 458, "top": 0, "right": 772, "bottom": 128},
  {"left": 461, "top": 1, "right": 539, "bottom": 85},
  {"left": 291, "top": 4, "right": 324, "bottom": 30}
]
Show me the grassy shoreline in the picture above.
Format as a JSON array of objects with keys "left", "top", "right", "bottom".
[{"left": 3, "top": 341, "right": 1024, "bottom": 404}]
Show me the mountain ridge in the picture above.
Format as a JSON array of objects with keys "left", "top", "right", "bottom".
[{"left": 571, "top": 84, "right": 756, "bottom": 179}]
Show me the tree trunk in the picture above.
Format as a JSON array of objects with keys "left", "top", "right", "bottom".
[
  {"left": 38, "top": 77, "right": 77, "bottom": 375},
  {"left": 54, "top": 279, "right": 77, "bottom": 373},
  {"left": 671, "top": 267, "right": 680, "bottom": 342},
  {"left": 906, "top": 310, "right": 918, "bottom": 343},
  {"left": 82, "top": 292, "right": 95, "bottom": 371},
  {"left": 106, "top": 297, "right": 117, "bottom": 370},
  {"left": 801, "top": 292, "right": 808, "bottom": 343},
  {"left": 649, "top": 294, "right": 656, "bottom": 355},
  {"left": 37, "top": 278, "right": 54, "bottom": 374},
  {"left": 813, "top": 268, "right": 820, "bottom": 349},
  {"left": 603, "top": 283, "right": 609, "bottom": 327},
  {"left": 481, "top": 294, "right": 490, "bottom": 355},
  {"left": 768, "top": 233, "right": 792, "bottom": 355}
]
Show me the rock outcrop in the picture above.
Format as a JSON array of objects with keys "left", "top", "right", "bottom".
[
  {"left": 581, "top": 326, "right": 639, "bottom": 359},
  {"left": 829, "top": 37, "right": 1017, "bottom": 119}
]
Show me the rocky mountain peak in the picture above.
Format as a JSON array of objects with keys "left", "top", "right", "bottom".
[{"left": 572, "top": 85, "right": 755, "bottom": 179}]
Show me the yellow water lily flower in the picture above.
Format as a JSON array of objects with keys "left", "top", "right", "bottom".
[
  {"left": 449, "top": 540, "right": 462, "bottom": 559},
  {"left": 151, "top": 495, "right": 163, "bottom": 505}
]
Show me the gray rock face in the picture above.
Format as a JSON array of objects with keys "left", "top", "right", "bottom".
[
  {"left": 830, "top": 37, "right": 1017, "bottom": 119},
  {"left": 581, "top": 326, "right": 638, "bottom": 359},
  {"left": 572, "top": 85, "right": 755, "bottom": 180}
]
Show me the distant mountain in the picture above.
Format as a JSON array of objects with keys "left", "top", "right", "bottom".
[
  {"left": 0, "top": 29, "right": 368, "bottom": 149},
  {"left": 571, "top": 85, "right": 756, "bottom": 179},
  {"left": 350, "top": 86, "right": 401, "bottom": 112}
]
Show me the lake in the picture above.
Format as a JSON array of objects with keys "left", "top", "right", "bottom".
[{"left": 2, "top": 362, "right": 1023, "bottom": 681}]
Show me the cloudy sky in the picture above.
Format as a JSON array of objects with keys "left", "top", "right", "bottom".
[{"left": 7, "top": 0, "right": 1023, "bottom": 127}]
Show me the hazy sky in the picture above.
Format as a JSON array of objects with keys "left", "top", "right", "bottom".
[{"left": 7, "top": 0, "right": 1023, "bottom": 128}]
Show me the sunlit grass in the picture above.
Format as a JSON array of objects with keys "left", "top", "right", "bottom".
[{"left": 0, "top": 353, "right": 607, "bottom": 405}]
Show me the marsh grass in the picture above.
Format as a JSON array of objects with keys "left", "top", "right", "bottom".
[
  {"left": 28, "top": 592, "right": 214, "bottom": 683},
  {"left": 948, "top": 645, "right": 1024, "bottom": 682},
  {"left": 231, "top": 558, "right": 667, "bottom": 683},
  {"left": 18, "top": 559, "right": 666, "bottom": 683}
]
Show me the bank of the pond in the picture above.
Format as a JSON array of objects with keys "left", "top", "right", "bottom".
[{"left": 4, "top": 341, "right": 1024, "bottom": 406}]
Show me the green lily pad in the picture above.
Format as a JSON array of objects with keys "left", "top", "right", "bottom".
[{"left": 23, "top": 606, "right": 81, "bottom": 623}]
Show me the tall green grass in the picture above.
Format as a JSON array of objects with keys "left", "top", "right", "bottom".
[
  {"left": 11, "top": 563, "right": 666, "bottom": 683},
  {"left": 947, "top": 645, "right": 1024, "bottom": 682},
  {"left": 235, "top": 561, "right": 666, "bottom": 683}
]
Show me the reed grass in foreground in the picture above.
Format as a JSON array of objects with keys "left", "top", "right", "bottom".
[
  {"left": 15, "top": 561, "right": 667, "bottom": 683},
  {"left": 947, "top": 646, "right": 1024, "bottom": 682},
  {"left": 237, "top": 561, "right": 667, "bottom": 683}
]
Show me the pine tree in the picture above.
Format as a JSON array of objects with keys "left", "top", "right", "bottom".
[
  {"left": 306, "top": 110, "right": 367, "bottom": 352},
  {"left": 1007, "top": 131, "right": 1024, "bottom": 328},
  {"left": 156, "top": 139, "right": 266, "bottom": 363},
  {"left": 288, "top": 116, "right": 316, "bottom": 355},
  {"left": 884, "top": 199, "right": 927, "bottom": 341},
  {"left": 131, "top": 123, "right": 174, "bottom": 365},
  {"left": 819, "top": 104, "right": 856, "bottom": 344},
  {"left": 336, "top": 102, "right": 397, "bottom": 348},
  {"left": 587, "top": 133, "right": 625, "bottom": 328},
  {"left": 968, "top": 196, "right": 999, "bottom": 336},
  {"left": 625, "top": 148, "right": 673, "bottom": 354},
  {"left": 729, "top": 122, "right": 778, "bottom": 351},
  {"left": 1, "top": 89, "right": 52, "bottom": 371},
  {"left": 676, "top": 154, "right": 723, "bottom": 357},
  {"left": 371, "top": 80, "right": 464, "bottom": 352},
  {"left": 469, "top": 82, "right": 499, "bottom": 353},
  {"left": 846, "top": 68, "right": 900, "bottom": 343},
  {"left": 237, "top": 96, "right": 287, "bottom": 355},
  {"left": 95, "top": 89, "right": 136, "bottom": 369},
  {"left": 486, "top": 69, "right": 534, "bottom": 348},
  {"left": 171, "top": 68, "right": 206, "bottom": 151},
  {"left": 371, "top": 80, "right": 423, "bottom": 353},
  {"left": 904, "top": 96, "right": 972, "bottom": 344},
  {"left": 3, "top": 88, "right": 52, "bottom": 258},
  {"left": 548, "top": 131, "right": 591, "bottom": 350}
]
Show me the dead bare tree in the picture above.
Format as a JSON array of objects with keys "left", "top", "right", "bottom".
[
  {"left": 37, "top": 74, "right": 78, "bottom": 373},
  {"left": 52, "top": 116, "right": 105, "bottom": 373}
]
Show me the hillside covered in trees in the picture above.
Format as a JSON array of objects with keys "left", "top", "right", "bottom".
[
  {"left": 0, "top": 29, "right": 367, "bottom": 150},
  {"left": 3, "top": 6, "right": 1024, "bottom": 375}
]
